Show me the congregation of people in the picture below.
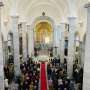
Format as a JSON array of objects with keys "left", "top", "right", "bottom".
[
  {"left": 47, "top": 58, "right": 83, "bottom": 90},
  {"left": 20, "top": 58, "right": 40, "bottom": 90},
  {"left": 4, "top": 56, "right": 14, "bottom": 90},
  {"left": 4, "top": 53, "right": 83, "bottom": 90},
  {"left": 4, "top": 57, "right": 40, "bottom": 90}
]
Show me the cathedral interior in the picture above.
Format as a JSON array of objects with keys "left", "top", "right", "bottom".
[{"left": 0, "top": 0, "right": 90, "bottom": 90}]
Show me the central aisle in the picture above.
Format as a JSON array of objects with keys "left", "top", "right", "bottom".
[{"left": 40, "top": 62, "right": 48, "bottom": 90}]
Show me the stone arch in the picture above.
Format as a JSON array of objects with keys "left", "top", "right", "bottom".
[
  {"left": 28, "top": 14, "right": 55, "bottom": 56},
  {"left": 31, "top": 14, "right": 55, "bottom": 46},
  {"left": 27, "top": 14, "right": 55, "bottom": 56},
  {"left": 31, "top": 15, "right": 55, "bottom": 31}
]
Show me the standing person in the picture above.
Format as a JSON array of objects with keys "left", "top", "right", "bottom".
[
  {"left": 58, "top": 78, "right": 64, "bottom": 90},
  {"left": 4, "top": 65, "right": 9, "bottom": 80},
  {"left": 48, "top": 78, "right": 53, "bottom": 90}
]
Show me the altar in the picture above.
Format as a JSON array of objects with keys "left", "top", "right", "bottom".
[{"left": 33, "top": 55, "right": 50, "bottom": 62}]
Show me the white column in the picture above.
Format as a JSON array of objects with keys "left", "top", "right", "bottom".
[
  {"left": 27, "top": 25, "right": 34, "bottom": 57},
  {"left": 53, "top": 26, "right": 59, "bottom": 56},
  {"left": 80, "top": 41, "right": 85, "bottom": 67},
  {"left": 53, "top": 26, "right": 56, "bottom": 56},
  {"left": 83, "top": 3, "right": 90, "bottom": 90},
  {"left": 60, "top": 32, "right": 65, "bottom": 63},
  {"left": 57, "top": 25, "right": 62, "bottom": 56},
  {"left": 0, "top": 1, "right": 4, "bottom": 90},
  {"left": 67, "top": 17, "right": 77, "bottom": 78},
  {"left": 11, "top": 15, "right": 20, "bottom": 76},
  {"left": 54, "top": 25, "right": 61, "bottom": 56},
  {"left": 60, "top": 23, "right": 66, "bottom": 63},
  {"left": 0, "top": 33, "right": 4, "bottom": 90},
  {"left": 21, "top": 22, "right": 27, "bottom": 61}
]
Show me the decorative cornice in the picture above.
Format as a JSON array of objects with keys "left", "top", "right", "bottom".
[
  {"left": 60, "top": 22, "right": 68, "bottom": 25},
  {"left": 85, "top": 2, "right": 90, "bottom": 8},
  {"left": 68, "top": 16, "right": 77, "bottom": 19},
  {"left": 10, "top": 12, "right": 19, "bottom": 18}
]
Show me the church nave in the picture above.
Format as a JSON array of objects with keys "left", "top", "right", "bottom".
[{"left": 0, "top": 0, "right": 90, "bottom": 90}]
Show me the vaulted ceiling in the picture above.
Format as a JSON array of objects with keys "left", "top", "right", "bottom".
[
  {"left": 2, "top": 0, "right": 90, "bottom": 41},
  {"left": 3, "top": 0, "right": 89, "bottom": 24}
]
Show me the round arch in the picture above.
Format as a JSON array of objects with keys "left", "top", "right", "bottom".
[
  {"left": 31, "top": 15, "right": 55, "bottom": 30},
  {"left": 34, "top": 21, "right": 53, "bottom": 43},
  {"left": 31, "top": 14, "right": 55, "bottom": 48}
]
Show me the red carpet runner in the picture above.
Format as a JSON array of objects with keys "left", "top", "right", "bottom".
[{"left": 40, "top": 62, "right": 47, "bottom": 90}]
